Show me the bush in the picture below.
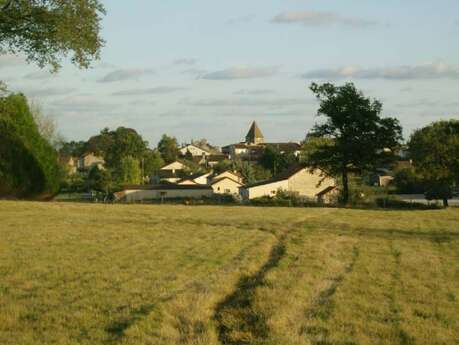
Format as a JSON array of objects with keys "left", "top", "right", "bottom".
[{"left": 375, "top": 196, "right": 441, "bottom": 210}]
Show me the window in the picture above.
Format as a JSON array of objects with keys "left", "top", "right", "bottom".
[{"left": 225, "top": 189, "right": 231, "bottom": 194}]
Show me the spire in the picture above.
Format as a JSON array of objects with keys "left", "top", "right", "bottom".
[{"left": 245, "top": 121, "right": 264, "bottom": 145}]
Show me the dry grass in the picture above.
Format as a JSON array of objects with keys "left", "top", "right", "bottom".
[{"left": 0, "top": 201, "right": 457, "bottom": 345}]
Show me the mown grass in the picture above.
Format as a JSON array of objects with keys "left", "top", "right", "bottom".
[{"left": 0, "top": 201, "right": 457, "bottom": 345}]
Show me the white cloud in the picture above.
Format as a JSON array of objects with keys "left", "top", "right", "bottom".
[
  {"left": 173, "top": 58, "right": 197, "bottom": 65},
  {"left": 97, "top": 68, "right": 155, "bottom": 83},
  {"left": 233, "top": 89, "right": 276, "bottom": 95},
  {"left": 303, "top": 63, "right": 459, "bottom": 80},
  {"left": 182, "top": 97, "right": 312, "bottom": 108},
  {"left": 24, "top": 87, "right": 76, "bottom": 97},
  {"left": 201, "top": 66, "right": 279, "bottom": 80},
  {"left": 112, "top": 87, "right": 187, "bottom": 96},
  {"left": 51, "top": 96, "right": 119, "bottom": 112},
  {"left": 226, "top": 14, "right": 255, "bottom": 25},
  {"left": 23, "top": 71, "right": 54, "bottom": 80},
  {"left": 272, "top": 11, "right": 377, "bottom": 28},
  {"left": 0, "top": 54, "right": 26, "bottom": 69}
]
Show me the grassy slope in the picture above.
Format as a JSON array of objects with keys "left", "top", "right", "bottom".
[{"left": 0, "top": 201, "right": 457, "bottom": 345}]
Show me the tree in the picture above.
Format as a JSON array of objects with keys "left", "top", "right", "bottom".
[
  {"left": 0, "top": 93, "right": 60, "bottom": 197},
  {"left": 393, "top": 167, "right": 424, "bottom": 194},
  {"left": 0, "top": 0, "right": 105, "bottom": 71},
  {"left": 142, "top": 149, "right": 164, "bottom": 178},
  {"left": 116, "top": 156, "right": 141, "bottom": 185},
  {"left": 260, "top": 146, "right": 296, "bottom": 175},
  {"left": 86, "top": 127, "right": 148, "bottom": 168},
  {"left": 307, "top": 82, "right": 402, "bottom": 205},
  {"left": 409, "top": 120, "right": 459, "bottom": 207},
  {"left": 30, "top": 101, "right": 64, "bottom": 149},
  {"left": 87, "top": 166, "right": 112, "bottom": 194},
  {"left": 158, "top": 134, "right": 179, "bottom": 163},
  {"left": 59, "top": 140, "right": 87, "bottom": 158}
]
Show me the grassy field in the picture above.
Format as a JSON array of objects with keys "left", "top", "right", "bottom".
[{"left": 0, "top": 201, "right": 458, "bottom": 345}]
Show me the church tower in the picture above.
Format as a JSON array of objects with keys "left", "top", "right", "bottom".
[{"left": 245, "top": 121, "right": 264, "bottom": 145}]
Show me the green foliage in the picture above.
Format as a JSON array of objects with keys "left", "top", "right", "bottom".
[
  {"left": 260, "top": 146, "right": 296, "bottom": 175},
  {"left": 0, "top": 0, "right": 105, "bottom": 70},
  {"left": 86, "top": 166, "right": 112, "bottom": 193},
  {"left": 116, "top": 156, "right": 141, "bottom": 185},
  {"left": 158, "top": 134, "right": 179, "bottom": 163},
  {"left": 213, "top": 159, "right": 233, "bottom": 174},
  {"left": 393, "top": 167, "right": 424, "bottom": 194},
  {"left": 59, "top": 140, "right": 87, "bottom": 158},
  {"left": 252, "top": 164, "right": 272, "bottom": 181},
  {"left": 0, "top": 93, "right": 61, "bottom": 197},
  {"left": 86, "top": 127, "right": 148, "bottom": 168},
  {"left": 409, "top": 120, "right": 459, "bottom": 206},
  {"left": 142, "top": 149, "right": 164, "bottom": 177},
  {"left": 307, "top": 82, "right": 403, "bottom": 205}
]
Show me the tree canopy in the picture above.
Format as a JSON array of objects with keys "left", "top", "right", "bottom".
[
  {"left": 306, "top": 82, "right": 402, "bottom": 204},
  {"left": 158, "top": 134, "right": 179, "bottom": 163},
  {"left": 409, "top": 120, "right": 459, "bottom": 206},
  {"left": 0, "top": 93, "right": 61, "bottom": 197},
  {"left": 86, "top": 127, "right": 148, "bottom": 168},
  {"left": 0, "top": 0, "right": 105, "bottom": 70}
]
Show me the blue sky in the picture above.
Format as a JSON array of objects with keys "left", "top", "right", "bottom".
[{"left": 2, "top": 0, "right": 459, "bottom": 147}]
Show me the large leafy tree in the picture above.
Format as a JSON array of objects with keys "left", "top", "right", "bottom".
[
  {"left": 0, "top": 0, "right": 105, "bottom": 70},
  {"left": 260, "top": 146, "right": 296, "bottom": 176},
  {"left": 158, "top": 134, "right": 179, "bottom": 164},
  {"left": 409, "top": 120, "right": 459, "bottom": 207},
  {"left": 307, "top": 82, "right": 402, "bottom": 205},
  {"left": 86, "top": 127, "right": 148, "bottom": 168}
]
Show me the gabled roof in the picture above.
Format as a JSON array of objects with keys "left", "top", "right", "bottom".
[
  {"left": 245, "top": 121, "right": 264, "bottom": 143},
  {"left": 213, "top": 170, "right": 243, "bottom": 180},
  {"left": 210, "top": 176, "right": 243, "bottom": 186},
  {"left": 243, "top": 165, "right": 306, "bottom": 189}
]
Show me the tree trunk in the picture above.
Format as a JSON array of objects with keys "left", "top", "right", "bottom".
[
  {"left": 443, "top": 198, "right": 449, "bottom": 207},
  {"left": 342, "top": 170, "right": 349, "bottom": 206}
]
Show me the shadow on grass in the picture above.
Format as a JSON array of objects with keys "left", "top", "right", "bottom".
[
  {"left": 213, "top": 234, "right": 287, "bottom": 345},
  {"left": 105, "top": 304, "right": 155, "bottom": 341},
  {"left": 352, "top": 228, "right": 458, "bottom": 244}
]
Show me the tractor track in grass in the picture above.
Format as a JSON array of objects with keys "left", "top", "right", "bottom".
[
  {"left": 213, "top": 231, "right": 287, "bottom": 345},
  {"left": 301, "top": 245, "right": 360, "bottom": 345},
  {"left": 389, "top": 241, "right": 415, "bottom": 345}
]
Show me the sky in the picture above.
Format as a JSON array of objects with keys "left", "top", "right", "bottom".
[{"left": 1, "top": 0, "right": 459, "bottom": 147}]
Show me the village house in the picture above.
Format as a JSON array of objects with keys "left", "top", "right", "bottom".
[
  {"left": 117, "top": 184, "right": 214, "bottom": 202},
  {"left": 78, "top": 153, "right": 105, "bottom": 171},
  {"left": 60, "top": 156, "right": 78, "bottom": 175},
  {"left": 211, "top": 170, "right": 244, "bottom": 184},
  {"left": 156, "top": 160, "right": 188, "bottom": 183},
  {"left": 240, "top": 166, "right": 336, "bottom": 203},
  {"left": 175, "top": 172, "right": 211, "bottom": 185},
  {"left": 179, "top": 144, "right": 211, "bottom": 157},
  {"left": 222, "top": 121, "right": 301, "bottom": 161},
  {"left": 210, "top": 176, "right": 243, "bottom": 195}
]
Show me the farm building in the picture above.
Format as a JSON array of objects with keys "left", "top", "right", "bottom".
[
  {"left": 117, "top": 184, "right": 213, "bottom": 202},
  {"left": 240, "top": 166, "right": 336, "bottom": 202}
]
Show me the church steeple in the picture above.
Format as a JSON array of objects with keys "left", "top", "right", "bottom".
[{"left": 245, "top": 121, "right": 264, "bottom": 145}]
